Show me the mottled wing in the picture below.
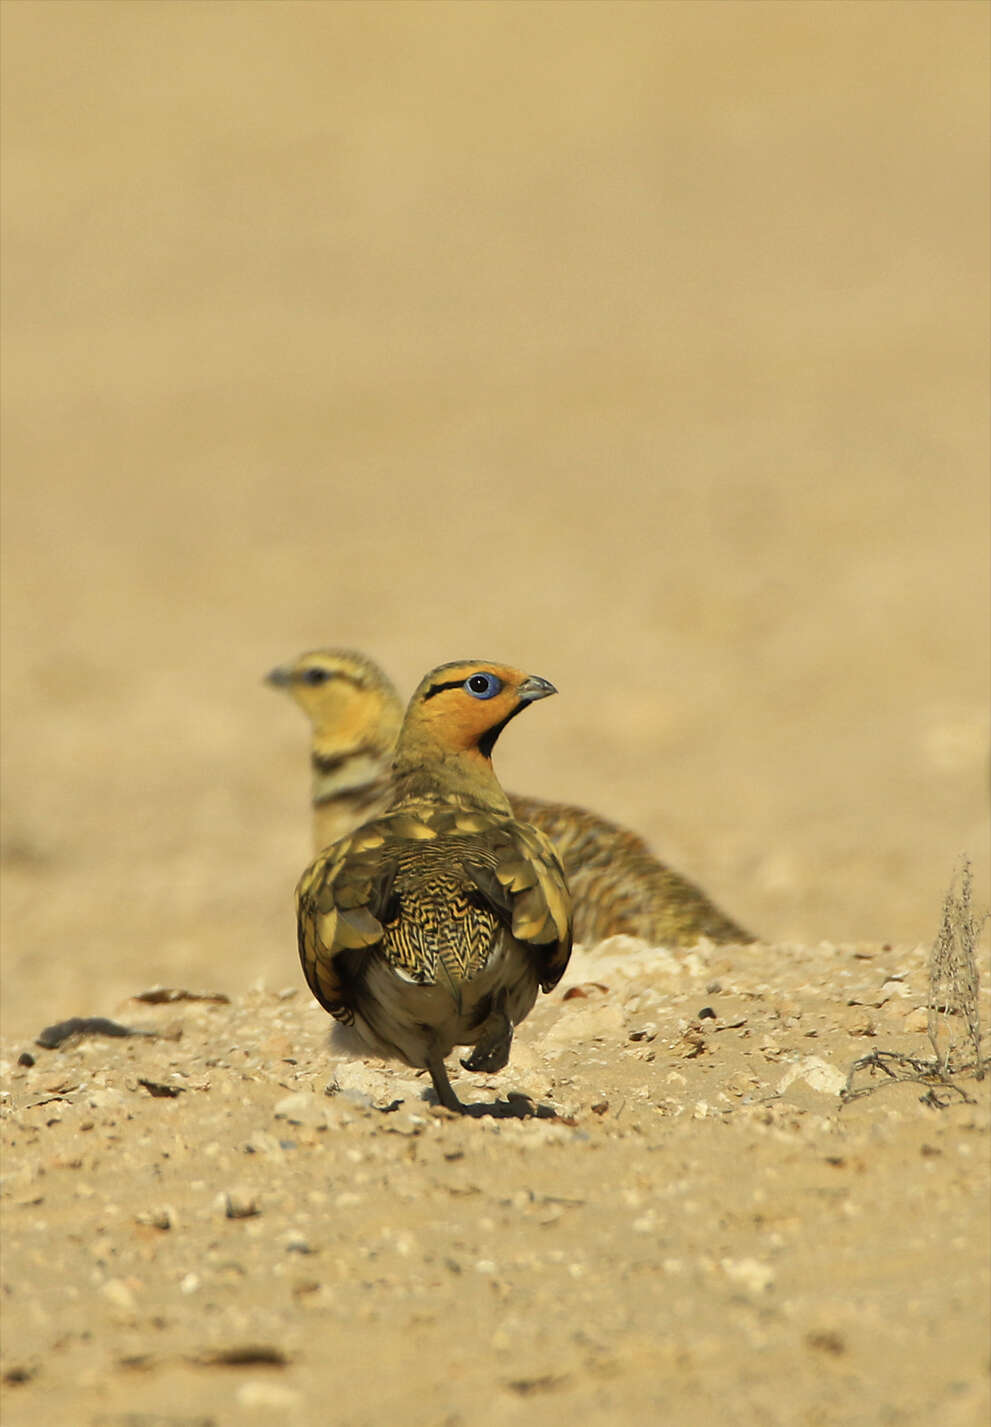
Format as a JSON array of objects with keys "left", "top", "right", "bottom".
[
  {"left": 511, "top": 793, "right": 752, "bottom": 946},
  {"left": 295, "top": 820, "right": 395, "bottom": 1022},
  {"left": 463, "top": 818, "right": 572, "bottom": 993}
]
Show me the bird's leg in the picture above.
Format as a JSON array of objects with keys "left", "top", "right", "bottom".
[
  {"left": 426, "top": 1052, "right": 466, "bottom": 1113},
  {"left": 461, "top": 997, "right": 514, "bottom": 1074}
]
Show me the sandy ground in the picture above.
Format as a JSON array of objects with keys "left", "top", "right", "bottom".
[
  {"left": 2, "top": 4, "right": 989, "bottom": 1425},
  {"left": 1, "top": 939, "right": 989, "bottom": 1427}
]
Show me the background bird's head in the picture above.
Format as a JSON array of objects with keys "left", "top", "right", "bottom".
[
  {"left": 265, "top": 649, "right": 403, "bottom": 758},
  {"left": 398, "top": 661, "right": 557, "bottom": 772}
]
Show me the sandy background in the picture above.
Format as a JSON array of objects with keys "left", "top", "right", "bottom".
[{"left": 1, "top": 3, "right": 989, "bottom": 1425}]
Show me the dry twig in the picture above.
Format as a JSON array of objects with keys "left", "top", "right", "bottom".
[
  {"left": 841, "top": 858, "right": 989, "bottom": 1108},
  {"left": 928, "top": 857, "right": 986, "bottom": 1078}
]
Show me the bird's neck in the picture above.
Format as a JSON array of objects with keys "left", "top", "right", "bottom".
[
  {"left": 390, "top": 745, "right": 513, "bottom": 816},
  {"left": 310, "top": 742, "right": 393, "bottom": 849}
]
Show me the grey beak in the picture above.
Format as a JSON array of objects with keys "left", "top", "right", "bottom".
[
  {"left": 264, "top": 664, "right": 293, "bottom": 688},
  {"left": 517, "top": 674, "right": 557, "bottom": 702}
]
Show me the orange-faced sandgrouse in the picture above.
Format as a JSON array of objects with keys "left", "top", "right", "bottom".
[
  {"left": 295, "top": 661, "right": 572, "bottom": 1113},
  {"left": 269, "top": 648, "right": 752, "bottom": 947}
]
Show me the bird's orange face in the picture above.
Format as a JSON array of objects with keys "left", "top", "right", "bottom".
[{"left": 402, "top": 661, "right": 557, "bottom": 759}]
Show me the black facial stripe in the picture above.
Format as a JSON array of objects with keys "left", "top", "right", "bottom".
[
  {"left": 478, "top": 701, "right": 528, "bottom": 759},
  {"left": 311, "top": 751, "right": 352, "bottom": 775},
  {"left": 295, "top": 669, "right": 363, "bottom": 688},
  {"left": 422, "top": 677, "right": 472, "bottom": 701}
]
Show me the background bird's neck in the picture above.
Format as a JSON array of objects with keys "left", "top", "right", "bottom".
[
  {"left": 310, "top": 745, "right": 393, "bottom": 849},
  {"left": 313, "top": 780, "right": 391, "bottom": 850},
  {"left": 311, "top": 744, "right": 390, "bottom": 796}
]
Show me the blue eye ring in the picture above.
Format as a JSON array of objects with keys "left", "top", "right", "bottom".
[{"left": 464, "top": 673, "right": 501, "bottom": 700}]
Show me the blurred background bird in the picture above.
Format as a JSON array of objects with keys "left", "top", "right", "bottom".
[
  {"left": 266, "top": 649, "right": 402, "bottom": 849},
  {"left": 270, "top": 648, "right": 751, "bottom": 947},
  {"left": 295, "top": 660, "right": 572, "bottom": 1113}
]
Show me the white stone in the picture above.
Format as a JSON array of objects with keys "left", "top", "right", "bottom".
[
  {"left": 100, "top": 1278, "right": 136, "bottom": 1311},
  {"left": 777, "top": 1057, "right": 847, "bottom": 1097},
  {"left": 273, "top": 1091, "right": 330, "bottom": 1129},
  {"left": 721, "top": 1257, "right": 775, "bottom": 1293},
  {"left": 236, "top": 1381, "right": 301, "bottom": 1410}
]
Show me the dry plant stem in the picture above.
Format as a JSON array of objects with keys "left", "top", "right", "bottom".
[
  {"left": 928, "top": 857, "right": 986, "bottom": 1078},
  {"left": 841, "top": 1048, "right": 979, "bottom": 1108},
  {"left": 842, "top": 857, "right": 989, "bottom": 1107}
]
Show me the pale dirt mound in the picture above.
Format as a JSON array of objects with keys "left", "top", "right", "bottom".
[{"left": 2, "top": 938, "right": 988, "bottom": 1427}]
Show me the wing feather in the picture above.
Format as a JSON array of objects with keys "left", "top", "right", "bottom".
[
  {"left": 460, "top": 818, "right": 572, "bottom": 989},
  {"left": 296, "top": 804, "right": 572, "bottom": 1018}
]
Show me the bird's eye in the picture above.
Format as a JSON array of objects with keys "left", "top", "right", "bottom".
[
  {"left": 301, "top": 667, "right": 331, "bottom": 686},
  {"left": 464, "top": 673, "right": 501, "bottom": 700}
]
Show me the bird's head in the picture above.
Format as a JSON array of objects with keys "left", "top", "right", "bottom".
[
  {"left": 394, "top": 662, "right": 557, "bottom": 797},
  {"left": 264, "top": 649, "right": 403, "bottom": 756}
]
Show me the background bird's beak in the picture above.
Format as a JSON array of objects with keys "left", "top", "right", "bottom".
[
  {"left": 264, "top": 665, "right": 293, "bottom": 687},
  {"left": 517, "top": 675, "right": 557, "bottom": 702}
]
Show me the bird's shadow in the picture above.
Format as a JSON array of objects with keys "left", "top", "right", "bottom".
[{"left": 427, "top": 1091, "right": 558, "bottom": 1120}]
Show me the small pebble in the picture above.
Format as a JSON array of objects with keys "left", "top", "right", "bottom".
[
  {"left": 721, "top": 1257, "right": 775, "bottom": 1293},
  {"left": 244, "top": 1129, "right": 284, "bottom": 1156},
  {"left": 283, "top": 1230, "right": 314, "bottom": 1254},
  {"left": 223, "top": 1188, "right": 260, "bottom": 1220},
  {"left": 845, "top": 1010, "right": 877, "bottom": 1038},
  {"left": 273, "top": 1091, "right": 330, "bottom": 1129},
  {"left": 382, "top": 1108, "right": 427, "bottom": 1136},
  {"left": 135, "top": 1204, "right": 176, "bottom": 1231},
  {"left": 100, "top": 1278, "right": 136, "bottom": 1311},
  {"left": 237, "top": 1381, "right": 301, "bottom": 1410},
  {"left": 777, "top": 1057, "right": 847, "bottom": 1097}
]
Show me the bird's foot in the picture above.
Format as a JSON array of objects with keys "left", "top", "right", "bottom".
[{"left": 461, "top": 1007, "right": 513, "bottom": 1074}]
